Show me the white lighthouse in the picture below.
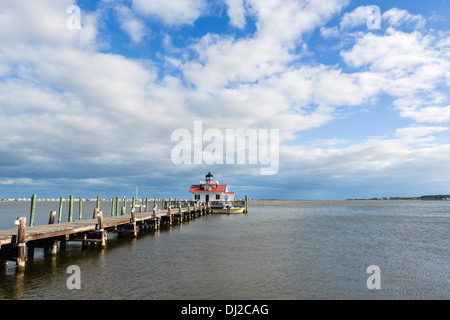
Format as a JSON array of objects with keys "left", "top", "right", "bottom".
[{"left": 188, "top": 172, "right": 235, "bottom": 203}]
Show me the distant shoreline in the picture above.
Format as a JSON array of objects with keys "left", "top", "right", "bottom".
[
  {"left": 345, "top": 195, "right": 450, "bottom": 201},
  {"left": 1, "top": 195, "right": 449, "bottom": 202}
]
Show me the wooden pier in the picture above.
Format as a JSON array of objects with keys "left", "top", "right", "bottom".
[{"left": 0, "top": 202, "right": 213, "bottom": 269}]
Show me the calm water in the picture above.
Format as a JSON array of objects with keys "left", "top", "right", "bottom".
[{"left": 0, "top": 200, "right": 448, "bottom": 300}]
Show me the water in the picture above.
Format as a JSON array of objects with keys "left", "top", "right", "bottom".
[{"left": 0, "top": 200, "right": 448, "bottom": 300}]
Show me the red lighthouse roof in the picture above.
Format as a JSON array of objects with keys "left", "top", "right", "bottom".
[
  {"left": 189, "top": 184, "right": 233, "bottom": 193},
  {"left": 188, "top": 172, "right": 235, "bottom": 195}
]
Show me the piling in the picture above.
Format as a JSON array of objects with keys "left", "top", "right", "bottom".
[
  {"left": 48, "top": 211, "right": 58, "bottom": 254},
  {"left": 96, "top": 196, "right": 100, "bottom": 211},
  {"left": 111, "top": 198, "right": 115, "bottom": 217},
  {"left": 29, "top": 194, "right": 36, "bottom": 227},
  {"left": 131, "top": 209, "right": 137, "bottom": 237},
  {"left": 58, "top": 197, "right": 63, "bottom": 223},
  {"left": 48, "top": 211, "right": 56, "bottom": 224},
  {"left": 115, "top": 197, "right": 119, "bottom": 216},
  {"left": 15, "top": 217, "right": 26, "bottom": 269},
  {"left": 68, "top": 195, "right": 74, "bottom": 222},
  {"left": 79, "top": 197, "right": 83, "bottom": 220},
  {"left": 97, "top": 211, "right": 106, "bottom": 247}
]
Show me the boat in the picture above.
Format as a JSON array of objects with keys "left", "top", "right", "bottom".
[{"left": 212, "top": 203, "right": 245, "bottom": 214}]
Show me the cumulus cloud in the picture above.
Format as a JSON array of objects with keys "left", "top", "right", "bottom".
[
  {"left": 382, "top": 8, "right": 426, "bottom": 29},
  {"left": 132, "top": 0, "right": 206, "bottom": 26},
  {"left": 341, "top": 29, "right": 450, "bottom": 124},
  {"left": 115, "top": 5, "right": 146, "bottom": 42},
  {"left": 0, "top": 0, "right": 98, "bottom": 48},
  {"left": 225, "top": 0, "right": 247, "bottom": 29}
]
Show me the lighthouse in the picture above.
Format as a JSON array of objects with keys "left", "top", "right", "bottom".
[{"left": 188, "top": 172, "right": 235, "bottom": 203}]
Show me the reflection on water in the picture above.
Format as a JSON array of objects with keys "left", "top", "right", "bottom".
[{"left": 0, "top": 200, "right": 449, "bottom": 299}]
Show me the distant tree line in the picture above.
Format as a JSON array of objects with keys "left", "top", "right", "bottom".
[
  {"left": 419, "top": 195, "right": 450, "bottom": 200},
  {"left": 347, "top": 195, "right": 450, "bottom": 200}
]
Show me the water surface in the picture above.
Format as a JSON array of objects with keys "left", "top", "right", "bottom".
[{"left": 0, "top": 200, "right": 448, "bottom": 299}]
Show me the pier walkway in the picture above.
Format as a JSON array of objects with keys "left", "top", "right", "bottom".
[{"left": 0, "top": 203, "right": 212, "bottom": 269}]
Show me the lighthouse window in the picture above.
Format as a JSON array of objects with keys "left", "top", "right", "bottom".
[
  {"left": 216, "top": 194, "right": 220, "bottom": 200},
  {"left": 195, "top": 195, "right": 200, "bottom": 200}
]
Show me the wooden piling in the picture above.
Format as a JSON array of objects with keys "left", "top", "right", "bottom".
[
  {"left": 58, "top": 197, "right": 63, "bottom": 223},
  {"left": 16, "top": 217, "right": 26, "bottom": 269},
  {"left": 48, "top": 211, "right": 58, "bottom": 254},
  {"left": 68, "top": 195, "right": 74, "bottom": 222},
  {"left": 29, "top": 194, "right": 36, "bottom": 227},
  {"left": 115, "top": 197, "right": 119, "bottom": 216},
  {"left": 244, "top": 195, "right": 248, "bottom": 213},
  {"left": 97, "top": 211, "right": 106, "bottom": 247},
  {"left": 48, "top": 211, "right": 56, "bottom": 224},
  {"left": 131, "top": 209, "right": 137, "bottom": 237},
  {"left": 79, "top": 197, "right": 83, "bottom": 220},
  {"left": 111, "top": 198, "right": 115, "bottom": 216}
]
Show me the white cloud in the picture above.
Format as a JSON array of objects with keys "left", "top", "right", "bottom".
[
  {"left": 342, "top": 30, "right": 438, "bottom": 73},
  {"left": 339, "top": 6, "right": 426, "bottom": 31},
  {"left": 115, "top": 5, "right": 146, "bottom": 43},
  {"left": 395, "top": 125, "right": 448, "bottom": 142},
  {"left": 340, "top": 5, "right": 372, "bottom": 29},
  {"left": 0, "top": 0, "right": 98, "bottom": 48},
  {"left": 280, "top": 126, "right": 450, "bottom": 190},
  {"left": 341, "top": 29, "right": 450, "bottom": 124},
  {"left": 132, "top": 0, "right": 206, "bottom": 26},
  {"left": 396, "top": 104, "right": 450, "bottom": 124},
  {"left": 382, "top": 8, "right": 426, "bottom": 29},
  {"left": 182, "top": 0, "right": 349, "bottom": 92},
  {"left": 225, "top": 0, "right": 247, "bottom": 29}
]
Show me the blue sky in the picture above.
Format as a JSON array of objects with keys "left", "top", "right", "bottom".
[{"left": 0, "top": 0, "right": 449, "bottom": 200}]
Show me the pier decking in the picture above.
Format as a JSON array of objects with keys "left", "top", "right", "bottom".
[{"left": 0, "top": 202, "right": 214, "bottom": 269}]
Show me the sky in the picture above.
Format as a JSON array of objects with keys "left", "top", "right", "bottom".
[{"left": 0, "top": 0, "right": 449, "bottom": 200}]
